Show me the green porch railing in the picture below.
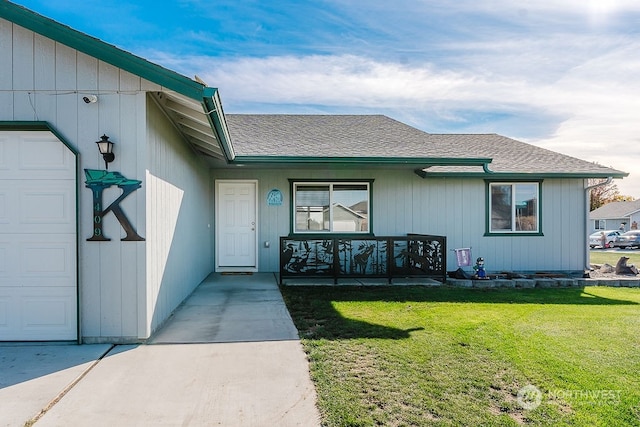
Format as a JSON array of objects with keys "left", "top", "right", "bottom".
[{"left": 279, "top": 234, "right": 446, "bottom": 284}]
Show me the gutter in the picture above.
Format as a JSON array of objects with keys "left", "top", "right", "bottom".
[
  {"left": 222, "top": 155, "right": 494, "bottom": 169},
  {"left": 584, "top": 177, "right": 613, "bottom": 272},
  {"left": 201, "top": 87, "right": 235, "bottom": 161},
  {"left": 414, "top": 159, "right": 494, "bottom": 178}
]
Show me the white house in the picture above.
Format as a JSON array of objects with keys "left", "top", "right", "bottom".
[
  {"left": 0, "top": 2, "right": 628, "bottom": 343},
  {"left": 590, "top": 200, "right": 640, "bottom": 233}
]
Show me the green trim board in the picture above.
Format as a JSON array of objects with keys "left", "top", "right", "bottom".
[
  {"left": 287, "top": 179, "right": 377, "bottom": 183},
  {"left": 286, "top": 233, "right": 376, "bottom": 238},
  {"left": 416, "top": 171, "right": 627, "bottom": 179},
  {"left": 0, "top": 121, "right": 79, "bottom": 155},
  {"left": 202, "top": 88, "right": 235, "bottom": 161},
  {"left": 234, "top": 156, "right": 493, "bottom": 166}
]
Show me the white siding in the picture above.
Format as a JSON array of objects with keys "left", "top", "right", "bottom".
[
  {"left": 145, "top": 99, "right": 212, "bottom": 337},
  {"left": 212, "top": 168, "right": 589, "bottom": 274},
  {"left": 591, "top": 218, "right": 637, "bottom": 233}
]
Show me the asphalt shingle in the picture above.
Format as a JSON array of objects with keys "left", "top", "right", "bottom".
[
  {"left": 590, "top": 200, "right": 640, "bottom": 219},
  {"left": 226, "top": 114, "right": 626, "bottom": 176}
]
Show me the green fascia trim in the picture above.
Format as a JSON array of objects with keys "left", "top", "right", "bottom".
[
  {"left": 483, "top": 232, "right": 545, "bottom": 237},
  {"left": 287, "top": 178, "right": 375, "bottom": 183},
  {"left": 202, "top": 88, "right": 235, "bottom": 161},
  {"left": 0, "top": 121, "right": 51, "bottom": 129},
  {"left": 418, "top": 172, "right": 628, "bottom": 179},
  {"left": 0, "top": 2, "right": 205, "bottom": 100},
  {"left": 287, "top": 233, "right": 376, "bottom": 238},
  {"left": 232, "top": 156, "right": 492, "bottom": 165},
  {"left": 0, "top": 121, "right": 79, "bottom": 155}
]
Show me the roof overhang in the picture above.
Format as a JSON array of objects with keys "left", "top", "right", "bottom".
[
  {"left": 415, "top": 171, "right": 628, "bottom": 179},
  {"left": 149, "top": 89, "right": 234, "bottom": 161},
  {"left": 223, "top": 156, "right": 494, "bottom": 170}
]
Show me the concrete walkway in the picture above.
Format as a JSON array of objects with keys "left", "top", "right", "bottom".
[
  {"left": 0, "top": 273, "right": 320, "bottom": 427},
  {"left": 149, "top": 273, "right": 300, "bottom": 343}
]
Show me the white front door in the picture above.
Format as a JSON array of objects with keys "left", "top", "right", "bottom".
[
  {"left": 216, "top": 181, "right": 257, "bottom": 270},
  {"left": 0, "top": 130, "right": 77, "bottom": 341}
]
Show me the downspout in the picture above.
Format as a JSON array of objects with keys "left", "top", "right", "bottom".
[{"left": 584, "top": 177, "right": 612, "bottom": 272}]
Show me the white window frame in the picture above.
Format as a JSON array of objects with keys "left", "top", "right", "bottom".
[
  {"left": 292, "top": 181, "right": 371, "bottom": 234},
  {"left": 487, "top": 181, "right": 541, "bottom": 234}
]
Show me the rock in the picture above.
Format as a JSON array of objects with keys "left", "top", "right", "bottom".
[
  {"left": 615, "top": 257, "right": 639, "bottom": 275},
  {"left": 600, "top": 263, "right": 615, "bottom": 274}
]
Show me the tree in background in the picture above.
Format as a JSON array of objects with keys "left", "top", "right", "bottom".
[{"left": 588, "top": 179, "right": 634, "bottom": 211}]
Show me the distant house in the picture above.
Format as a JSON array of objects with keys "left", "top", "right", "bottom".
[
  {"left": 590, "top": 200, "right": 640, "bottom": 232},
  {"left": 0, "top": 2, "right": 629, "bottom": 343}
]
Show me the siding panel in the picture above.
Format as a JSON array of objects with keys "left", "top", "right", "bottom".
[
  {"left": 212, "top": 169, "right": 589, "bottom": 274},
  {"left": 77, "top": 52, "right": 98, "bottom": 91},
  {"left": 0, "top": 92, "right": 13, "bottom": 120},
  {"left": 34, "top": 34, "right": 55, "bottom": 90},
  {"left": 0, "top": 19, "right": 13, "bottom": 90},
  {"left": 54, "top": 43, "right": 76, "bottom": 91},
  {"left": 12, "top": 25, "right": 33, "bottom": 91}
]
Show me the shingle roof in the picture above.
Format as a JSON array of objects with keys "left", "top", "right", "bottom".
[
  {"left": 226, "top": 114, "right": 627, "bottom": 177},
  {"left": 590, "top": 199, "right": 640, "bottom": 219},
  {"left": 227, "top": 114, "right": 472, "bottom": 158}
]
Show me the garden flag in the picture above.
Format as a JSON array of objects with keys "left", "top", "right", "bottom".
[{"left": 454, "top": 248, "right": 472, "bottom": 267}]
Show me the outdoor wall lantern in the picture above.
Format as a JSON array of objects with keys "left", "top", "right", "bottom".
[{"left": 96, "top": 134, "right": 115, "bottom": 169}]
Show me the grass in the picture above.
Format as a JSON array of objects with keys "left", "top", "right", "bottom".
[
  {"left": 589, "top": 250, "right": 640, "bottom": 267},
  {"left": 281, "top": 286, "right": 640, "bottom": 426}
]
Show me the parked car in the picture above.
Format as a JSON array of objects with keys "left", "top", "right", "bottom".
[
  {"left": 613, "top": 230, "right": 640, "bottom": 249},
  {"left": 589, "top": 230, "right": 620, "bottom": 249}
]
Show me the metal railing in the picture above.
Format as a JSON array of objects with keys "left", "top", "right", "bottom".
[{"left": 280, "top": 234, "right": 446, "bottom": 284}]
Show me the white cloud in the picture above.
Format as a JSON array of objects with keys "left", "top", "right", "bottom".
[{"left": 526, "top": 43, "right": 640, "bottom": 196}]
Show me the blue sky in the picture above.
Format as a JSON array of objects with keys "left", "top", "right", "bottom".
[{"left": 13, "top": 0, "right": 640, "bottom": 197}]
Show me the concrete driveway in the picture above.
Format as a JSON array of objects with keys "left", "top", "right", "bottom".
[{"left": 0, "top": 273, "right": 320, "bottom": 427}]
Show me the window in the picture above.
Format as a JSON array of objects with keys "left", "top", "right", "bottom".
[
  {"left": 488, "top": 181, "right": 540, "bottom": 234},
  {"left": 292, "top": 181, "right": 371, "bottom": 233},
  {"left": 595, "top": 220, "right": 605, "bottom": 230}
]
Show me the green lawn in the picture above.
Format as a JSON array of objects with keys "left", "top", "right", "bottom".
[{"left": 281, "top": 286, "right": 640, "bottom": 426}]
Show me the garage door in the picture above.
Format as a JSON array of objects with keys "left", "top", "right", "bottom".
[{"left": 0, "top": 130, "right": 77, "bottom": 341}]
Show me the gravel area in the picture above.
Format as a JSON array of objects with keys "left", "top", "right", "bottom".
[{"left": 588, "top": 263, "right": 640, "bottom": 279}]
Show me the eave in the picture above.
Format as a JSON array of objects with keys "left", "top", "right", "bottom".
[
  {"left": 229, "top": 155, "right": 493, "bottom": 168},
  {"left": 414, "top": 171, "right": 629, "bottom": 179}
]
